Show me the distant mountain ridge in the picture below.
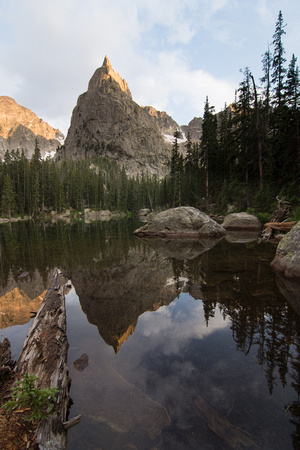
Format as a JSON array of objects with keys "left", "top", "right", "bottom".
[{"left": 0, "top": 95, "right": 64, "bottom": 160}]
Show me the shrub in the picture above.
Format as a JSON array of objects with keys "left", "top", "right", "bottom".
[
  {"left": 292, "top": 206, "right": 300, "bottom": 222},
  {"left": 256, "top": 212, "right": 272, "bottom": 224},
  {"left": 2, "top": 372, "right": 58, "bottom": 422}
]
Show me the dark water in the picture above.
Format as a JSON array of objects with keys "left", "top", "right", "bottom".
[{"left": 1, "top": 219, "right": 300, "bottom": 449}]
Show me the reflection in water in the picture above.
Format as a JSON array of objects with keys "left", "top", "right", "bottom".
[{"left": 1, "top": 220, "right": 300, "bottom": 448}]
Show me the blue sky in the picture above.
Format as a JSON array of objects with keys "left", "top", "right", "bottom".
[{"left": 1, "top": 0, "right": 300, "bottom": 136}]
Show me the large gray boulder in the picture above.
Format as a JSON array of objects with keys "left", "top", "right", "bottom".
[
  {"left": 134, "top": 207, "right": 226, "bottom": 238},
  {"left": 222, "top": 212, "right": 262, "bottom": 230},
  {"left": 270, "top": 221, "right": 300, "bottom": 279}
]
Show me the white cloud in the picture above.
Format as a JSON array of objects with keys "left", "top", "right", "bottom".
[
  {"left": 1, "top": 0, "right": 300, "bottom": 135},
  {"left": 132, "top": 51, "right": 235, "bottom": 124},
  {"left": 137, "top": 294, "right": 230, "bottom": 356}
]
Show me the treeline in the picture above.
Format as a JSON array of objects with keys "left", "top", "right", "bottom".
[
  {"left": 0, "top": 146, "right": 169, "bottom": 217},
  {"left": 169, "top": 10, "right": 300, "bottom": 212}
]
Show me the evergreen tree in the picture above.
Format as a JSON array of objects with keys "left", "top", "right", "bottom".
[
  {"left": 2, "top": 175, "right": 17, "bottom": 218},
  {"left": 30, "top": 142, "right": 42, "bottom": 216},
  {"left": 231, "top": 68, "right": 255, "bottom": 208},
  {"left": 170, "top": 130, "right": 184, "bottom": 207},
  {"left": 286, "top": 54, "right": 300, "bottom": 109},
  {"left": 261, "top": 46, "right": 272, "bottom": 115},
  {"left": 200, "top": 97, "right": 218, "bottom": 206},
  {"left": 271, "top": 10, "right": 287, "bottom": 109}
]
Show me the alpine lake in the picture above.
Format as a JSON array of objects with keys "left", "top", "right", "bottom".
[{"left": 1, "top": 217, "right": 300, "bottom": 450}]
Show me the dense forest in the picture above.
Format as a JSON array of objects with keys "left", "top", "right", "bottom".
[{"left": 0, "top": 10, "right": 299, "bottom": 219}]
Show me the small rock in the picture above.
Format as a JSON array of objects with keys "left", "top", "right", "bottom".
[{"left": 73, "top": 353, "right": 89, "bottom": 372}]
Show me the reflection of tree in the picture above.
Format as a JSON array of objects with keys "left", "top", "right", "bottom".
[
  {"left": 167, "top": 239, "right": 300, "bottom": 448},
  {"left": 171, "top": 258, "right": 185, "bottom": 296},
  {"left": 289, "top": 336, "right": 300, "bottom": 448},
  {"left": 0, "top": 218, "right": 141, "bottom": 290},
  {"left": 221, "top": 303, "right": 295, "bottom": 395}
]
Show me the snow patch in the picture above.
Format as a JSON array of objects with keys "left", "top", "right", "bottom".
[
  {"left": 42, "top": 150, "right": 56, "bottom": 160},
  {"left": 163, "top": 133, "right": 187, "bottom": 144}
]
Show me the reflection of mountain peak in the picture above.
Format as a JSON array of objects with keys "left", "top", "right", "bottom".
[
  {"left": 70, "top": 248, "right": 180, "bottom": 352},
  {"left": 113, "top": 323, "right": 136, "bottom": 354},
  {"left": 0, "top": 287, "right": 46, "bottom": 329}
]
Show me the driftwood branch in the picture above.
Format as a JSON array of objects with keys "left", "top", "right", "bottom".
[
  {"left": 264, "top": 221, "right": 296, "bottom": 231},
  {"left": 262, "top": 221, "right": 296, "bottom": 240},
  {"left": 15, "top": 268, "right": 71, "bottom": 449},
  {"left": 63, "top": 415, "right": 82, "bottom": 431}
]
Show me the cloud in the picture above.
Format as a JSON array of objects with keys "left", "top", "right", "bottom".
[
  {"left": 132, "top": 51, "right": 235, "bottom": 124},
  {"left": 137, "top": 294, "right": 230, "bottom": 356},
  {"left": 1, "top": 0, "right": 300, "bottom": 135}
]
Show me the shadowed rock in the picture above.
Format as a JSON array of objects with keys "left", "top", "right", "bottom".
[{"left": 271, "top": 221, "right": 300, "bottom": 279}]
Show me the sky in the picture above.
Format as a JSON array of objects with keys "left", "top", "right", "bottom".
[{"left": 1, "top": 0, "right": 300, "bottom": 137}]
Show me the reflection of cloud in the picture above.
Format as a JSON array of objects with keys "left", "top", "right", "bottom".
[{"left": 137, "top": 294, "right": 230, "bottom": 355}]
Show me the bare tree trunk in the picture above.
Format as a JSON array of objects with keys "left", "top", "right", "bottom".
[{"left": 250, "top": 73, "right": 264, "bottom": 190}]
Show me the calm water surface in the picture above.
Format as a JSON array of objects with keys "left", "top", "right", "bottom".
[{"left": 1, "top": 219, "right": 300, "bottom": 449}]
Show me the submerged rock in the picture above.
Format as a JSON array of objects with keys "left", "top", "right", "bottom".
[
  {"left": 270, "top": 221, "right": 300, "bottom": 279},
  {"left": 222, "top": 212, "right": 262, "bottom": 230},
  {"left": 134, "top": 207, "right": 226, "bottom": 238}
]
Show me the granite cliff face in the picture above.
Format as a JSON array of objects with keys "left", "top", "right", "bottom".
[
  {"left": 141, "top": 106, "right": 180, "bottom": 138},
  {"left": 0, "top": 96, "right": 64, "bottom": 159},
  {"left": 63, "top": 56, "right": 172, "bottom": 178},
  {"left": 181, "top": 116, "right": 203, "bottom": 141}
]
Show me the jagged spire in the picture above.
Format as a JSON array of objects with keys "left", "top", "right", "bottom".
[{"left": 102, "top": 55, "right": 112, "bottom": 67}]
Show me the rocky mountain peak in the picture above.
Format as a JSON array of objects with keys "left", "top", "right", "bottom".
[
  {"left": 88, "top": 55, "right": 132, "bottom": 98},
  {"left": 103, "top": 55, "right": 111, "bottom": 67},
  {"left": 64, "top": 56, "right": 171, "bottom": 178},
  {"left": 0, "top": 95, "right": 64, "bottom": 160}
]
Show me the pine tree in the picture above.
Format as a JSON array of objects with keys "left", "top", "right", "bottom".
[
  {"left": 2, "top": 175, "right": 17, "bottom": 218},
  {"left": 231, "top": 68, "right": 255, "bottom": 208},
  {"left": 286, "top": 54, "right": 300, "bottom": 110},
  {"left": 271, "top": 10, "right": 287, "bottom": 109},
  {"left": 200, "top": 97, "right": 218, "bottom": 206},
  {"left": 170, "top": 130, "right": 183, "bottom": 207},
  {"left": 261, "top": 46, "right": 272, "bottom": 115},
  {"left": 30, "top": 142, "right": 42, "bottom": 216}
]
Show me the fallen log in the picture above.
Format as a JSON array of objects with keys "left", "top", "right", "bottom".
[
  {"left": 15, "top": 268, "right": 75, "bottom": 449},
  {"left": 194, "top": 395, "right": 259, "bottom": 449},
  {"left": 263, "top": 221, "right": 296, "bottom": 231}
]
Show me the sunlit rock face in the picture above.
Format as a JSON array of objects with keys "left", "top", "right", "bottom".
[
  {"left": 0, "top": 287, "right": 46, "bottom": 329},
  {"left": 141, "top": 106, "right": 179, "bottom": 138},
  {"left": 63, "top": 56, "right": 172, "bottom": 178},
  {"left": 0, "top": 269, "right": 52, "bottom": 328},
  {"left": 0, "top": 96, "right": 64, "bottom": 160}
]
